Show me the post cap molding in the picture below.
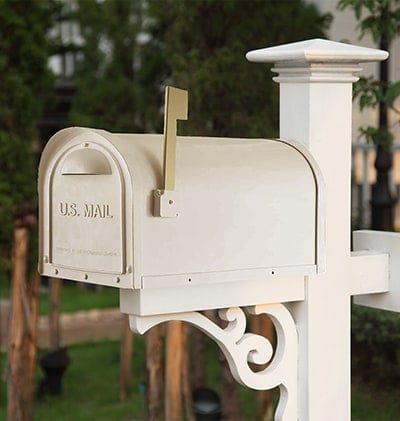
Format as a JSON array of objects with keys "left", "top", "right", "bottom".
[{"left": 246, "top": 38, "right": 388, "bottom": 65}]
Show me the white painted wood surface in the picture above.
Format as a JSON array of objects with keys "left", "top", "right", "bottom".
[
  {"left": 247, "top": 38, "right": 388, "bottom": 420},
  {"left": 353, "top": 230, "right": 400, "bottom": 312},
  {"left": 130, "top": 303, "right": 298, "bottom": 420},
  {"left": 349, "top": 250, "right": 388, "bottom": 296}
]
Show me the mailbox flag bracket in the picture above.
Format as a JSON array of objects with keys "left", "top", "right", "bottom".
[
  {"left": 153, "top": 86, "right": 188, "bottom": 218},
  {"left": 153, "top": 189, "right": 180, "bottom": 218}
]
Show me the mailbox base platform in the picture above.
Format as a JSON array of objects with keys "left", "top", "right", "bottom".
[{"left": 119, "top": 276, "right": 305, "bottom": 316}]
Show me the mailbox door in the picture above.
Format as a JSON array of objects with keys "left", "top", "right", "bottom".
[
  {"left": 51, "top": 144, "right": 125, "bottom": 273},
  {"left": 39, "top": 129, "right": 134, "bottom": 288}
]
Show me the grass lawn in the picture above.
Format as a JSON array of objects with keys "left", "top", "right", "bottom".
[
  {"left": 1, "top": 337, "right": 400, "bottom": 420},
  {"left": 0, "top": 336, "right": 261, "bottom": 420},
  {"left": 0, "top": 339, "right": 147, "bottom": 421},
  {"left": 38, "top": 282, "right": 119, "bottom": 314},
  {"left": 1, "top": 279, "right": 119, "bottom": 315},
  {"left": 352, "top": 383, "right": 400, "bottom": 421}
]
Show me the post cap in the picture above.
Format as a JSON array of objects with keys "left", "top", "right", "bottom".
[{"left": 246, "top": 38, "right": 388, "bottom": 64}]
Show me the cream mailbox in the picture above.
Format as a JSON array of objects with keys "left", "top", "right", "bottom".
[{"left": 38, "top": 88, "right": 325, "bottom": 316}]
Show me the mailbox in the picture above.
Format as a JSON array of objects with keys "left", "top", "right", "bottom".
[{"left": 38, "top": 126, "right": 325, "bottom": 315}]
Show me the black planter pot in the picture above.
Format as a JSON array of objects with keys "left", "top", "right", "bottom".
[
  {"left": 37, "top": 347, "right": 71, "bottom": 398},
  {"left": 192, "top": 388, "right": 222, "bottom": 421}
]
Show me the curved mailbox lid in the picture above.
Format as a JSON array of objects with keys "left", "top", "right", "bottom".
[
  {"left": 38, "top": 127, "right": 325, "bottom": 290},
  {"left": 125, "top": 135, "right": 325, "bottom": 289}
]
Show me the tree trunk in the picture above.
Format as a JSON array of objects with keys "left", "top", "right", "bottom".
[
  {"left": 205, "top": 310, "right": 241, "bottom": 420},
  {"left": 190, "top": 326, "right": 206, "bottom": 390},
  {"left": 181, "top": 323, "right": 195, "bottom": 421},
  {"left": 165, "top": 320, "right": 183, "bottom": 421},
  {"left": 119, "top": 314, "right": 134, "bottom": 402},
  {"left": 49, "top": 277, "right": 62, "bottom": 350},
  {"left": 146, "top": 325, "right": 163, "bottom": 421},
  {"left": 252, "top": 314, "right": 274, "bottom": 421},
  {"left": 27, "top": 273, "right": 40, "bottom": 416},
  {"left": 371, "top": 28, "right": 396, "bottom": 230},
  {"left": 371, "top": 145, "right": 396, "bottom": 230},
  {"left": 219, "top": 349, "right": 240, "bottom": 420},
  {"left": 7, "top": 208, "right": 37, "bottom": 421}
]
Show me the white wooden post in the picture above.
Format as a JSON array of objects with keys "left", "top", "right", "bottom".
[
  {"left": 247, "top": 39, "right": 387, "bottom": 420},
  {"left": 40, "top": 37, "right": 400, "bottom": 421}
]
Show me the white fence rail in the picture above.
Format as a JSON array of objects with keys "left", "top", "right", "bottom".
[{"left": 352, "top": 143, "right": 400, "bottom": 229}]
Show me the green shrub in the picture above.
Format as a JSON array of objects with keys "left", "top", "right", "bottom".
[{"left": 351, "top": 303, "right": 400, "bottom": 387}]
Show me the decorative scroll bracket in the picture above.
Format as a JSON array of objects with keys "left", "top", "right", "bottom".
[{"left": 128, "top": 303, "right": 297, "bottom": 421}]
